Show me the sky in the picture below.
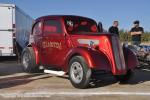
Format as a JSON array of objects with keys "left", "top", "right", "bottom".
[{"left": 0, "top": 0, "right": 150, "bottom": 32}]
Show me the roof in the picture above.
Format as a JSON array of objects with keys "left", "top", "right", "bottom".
[{"left": 36, "top": 15, "right": 96, "bottom": 22}]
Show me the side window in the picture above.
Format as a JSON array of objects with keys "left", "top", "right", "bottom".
[
  {"left": 43, "top": 19, "right": 62, "bottom": 34},
  {"left": 33, "top": 21, "right": 42, "bottom": 35}
]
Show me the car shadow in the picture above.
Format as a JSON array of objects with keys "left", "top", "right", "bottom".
[
  {"left": 125, "top": 66, "right": 150, "bottom": 85},
  {"left": 56, "top": 65, "right": 150, "bottom": 89},
  {"left": 88, "top": 75, "right": 117, "bottom": 88},
  {"left": 0, "top": 73, "right": 51, "bottom": 89},
  {"left": 87, "top": 65, "right": 150, "bottom": 88}
]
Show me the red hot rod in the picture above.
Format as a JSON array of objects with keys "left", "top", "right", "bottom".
[{"left": 21, "top": 15, "right": 138, "bottom": 88}]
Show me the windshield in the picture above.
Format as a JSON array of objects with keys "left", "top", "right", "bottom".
[{"left": 64, "top": 16, "right": 98, "bottom": 34}]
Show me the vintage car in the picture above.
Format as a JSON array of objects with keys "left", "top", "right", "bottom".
[{"left": 21, "top": 15, "right": 138, "bottom": 88}]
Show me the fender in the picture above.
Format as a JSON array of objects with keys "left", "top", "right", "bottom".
[
  {"left": 64, "top": 46, "right": 111, "bottom": 72},
  {"left": 123, "top": 47, "right": 139, "bottom": 69},
  {"left": 27, "top": 43, "right": 40, "bottom": 65}
]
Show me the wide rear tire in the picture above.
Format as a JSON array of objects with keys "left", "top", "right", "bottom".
[{"left": 21, "top": 47, "right": 39, "bottom": 73}]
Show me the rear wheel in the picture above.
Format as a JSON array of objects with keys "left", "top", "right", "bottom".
[
  {"left": 21, "top": 47, "right": 39, "bottom": 73},
  {"left": 69, "top": 56, "right": 91, "bottom": 89},
  {"left": 115, "top": 70, "right": 133, "bottom": 83}
]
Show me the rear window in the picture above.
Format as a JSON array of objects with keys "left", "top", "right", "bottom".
[{"left": 64, "top": 17, "right": 98, "bottom": 34}]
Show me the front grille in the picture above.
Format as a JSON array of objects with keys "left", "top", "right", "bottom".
[{"left": 111, "top": 36, "right": 126, "bottom": 70}]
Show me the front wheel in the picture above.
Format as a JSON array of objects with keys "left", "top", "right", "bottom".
[
  {"left": 69, "top": 56, "right": 91, "bottom": 89},
  {"left": 114, "top": 70, "right": 133, "bottom": 83}
]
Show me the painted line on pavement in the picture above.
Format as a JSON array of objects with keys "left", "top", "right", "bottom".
[{"left": 1, "top": 92, "right": 150, "bottom": 98}]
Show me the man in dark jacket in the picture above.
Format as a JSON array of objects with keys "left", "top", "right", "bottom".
[
  {"left": 108, "top": 21, "right": 119, "bottom": 36},
  {"left": 130, "top": 20, "right": 144, "bottom": 46}
]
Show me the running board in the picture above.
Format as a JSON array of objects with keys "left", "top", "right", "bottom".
[{"left": 44, "top": 69, "right": 65, "bottom": 76}]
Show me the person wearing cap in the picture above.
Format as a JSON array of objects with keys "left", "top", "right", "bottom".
[
  {"left": 108, "top": 21, "right": 119, "bottom": 36},
  {"left": 130, "top": 20, "right": 144, "bottom": 46}
]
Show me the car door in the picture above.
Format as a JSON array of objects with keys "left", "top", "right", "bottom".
[{"left": 42, "top": 18, "right": 69, "bottom": 68}]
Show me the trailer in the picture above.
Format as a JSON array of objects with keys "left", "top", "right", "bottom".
[{"left": 0, "top": 3, "right": 33, "bottom": 57}]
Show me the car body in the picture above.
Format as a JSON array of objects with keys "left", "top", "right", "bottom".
[{"left": 21, "top": 15, "right": 138, "bottom": 88}]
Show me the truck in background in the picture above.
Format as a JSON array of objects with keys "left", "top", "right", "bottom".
[{"left": 0, "top": 3, "right": 34, "bottom": 57}]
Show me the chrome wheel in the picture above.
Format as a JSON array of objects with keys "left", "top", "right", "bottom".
[
  {"left": 22, "top": 52, "right": 30, "bottom": 69},
  {"left": 70, "top": 62, "right": 83, "bottom": 84}
]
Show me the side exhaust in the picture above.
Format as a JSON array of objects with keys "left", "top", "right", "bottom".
[{"left": 44, "top": 69, "right": 65, "bottom": 76}]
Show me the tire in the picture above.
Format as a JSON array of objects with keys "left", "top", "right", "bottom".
[
  {"left": 69, "top": 56, "right": 91, "bottom": 89},
  {"left": 21, "top": 47, "right": 39, "bottom": 73},
  {"left": 114, "top": 70, "right": 133, "bottom": 83}
]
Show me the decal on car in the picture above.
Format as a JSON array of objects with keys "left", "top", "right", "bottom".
[
  {"left": 77, "top": 39, "right": 99, "bottom": 46},
  {"left": 42, "top": 41, "right": 62, "bottom": 49}
]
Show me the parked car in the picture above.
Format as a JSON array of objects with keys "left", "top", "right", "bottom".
[{"left": 21, "top": 15, "right": 138, "bottom": 88}]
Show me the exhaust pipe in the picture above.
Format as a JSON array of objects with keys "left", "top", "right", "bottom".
[{"left": 44, "top": 69, "right": 65, "bottom": 76}]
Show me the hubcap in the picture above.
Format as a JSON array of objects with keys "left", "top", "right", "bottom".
[
  {"left": 22, "top": 52, "right": 30, "bottom": 69},
  {"left": 70, "top": 62, "right": 83, "bottom": 84}
]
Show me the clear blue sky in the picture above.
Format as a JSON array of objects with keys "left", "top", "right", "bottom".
[{"left": 0, "top": 0, "right": 150, "bottom": 32}]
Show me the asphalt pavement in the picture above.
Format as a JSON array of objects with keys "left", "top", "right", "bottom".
[{"left": 0, "top": 58, "right": 150, "bottom": 100}]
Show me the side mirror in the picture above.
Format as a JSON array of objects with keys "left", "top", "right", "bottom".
[{"left": 98, "top": 22, "right": 103, "bottom": 33}]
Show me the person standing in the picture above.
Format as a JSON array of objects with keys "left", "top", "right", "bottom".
[
  {"left": 108, "top": 21, "right": 119, "bottom": 36},
  {"left": 130, "top": 20, "right": 144, "bottom": 46}
]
